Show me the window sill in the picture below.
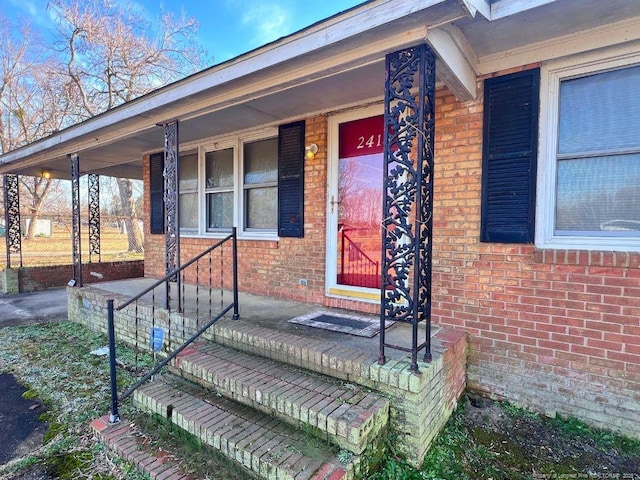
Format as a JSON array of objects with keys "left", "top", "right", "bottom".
[
  {"left": 533, "top": 248, "right": 640, "bottom": 269},
  {"left": 180, "top": 232, "right": 280, "bottom": 243}
]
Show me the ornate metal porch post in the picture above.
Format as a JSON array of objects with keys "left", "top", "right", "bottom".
[
  {"left": 379, "top": 44, "right": 436, "bottom": 373},
  {"left": 3, "top": 174, "right": 23, "bottom": 268},
  {"left": 70, "top": 154, "right": 83, "bottom": 287},
  {"left": 162, "top": 120, "right": 180, "bottom": 311},
  {"left": 88, "top": 173, "right": 101, "bottom": 263}
]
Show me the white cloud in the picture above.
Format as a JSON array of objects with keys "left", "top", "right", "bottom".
[
  {"left": 240, "top": 1, "right": 291, "bottom": 47},
  {"left": 6, "top": 0, "right": 49, "bottom": 27}
]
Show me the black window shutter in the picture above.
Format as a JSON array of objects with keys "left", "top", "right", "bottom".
[
  {"left": 149, "top": 152, "right": 165, "bottom": 235},
  {"left": 481, "top": 68, "right": 540, "bottom": 243},
  {"left": 278, "top": 121, "right": 305, "bottom": 238}
]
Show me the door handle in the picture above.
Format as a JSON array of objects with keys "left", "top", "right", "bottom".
[{"left": 330, "top": 195, "right": 341, "bottom": 214}]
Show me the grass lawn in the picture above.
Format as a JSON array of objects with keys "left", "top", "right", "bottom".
[
  {"left": 0, "top": 225, "right": 143, "bottom": 268},
  {"left": 0, "top": 321, "right": 638, "bottom": 479}
]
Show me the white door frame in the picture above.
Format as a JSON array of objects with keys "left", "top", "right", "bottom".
[{"left": 325, "top": 104, "right": 383, "bottom": 302}]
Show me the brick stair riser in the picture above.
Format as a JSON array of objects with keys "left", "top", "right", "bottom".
[
  {"left": 133, "top": 379, "right": 356, "bottom": 480},
  {"left": 171, "top": 348, "right": 389, "bottom": 455}
]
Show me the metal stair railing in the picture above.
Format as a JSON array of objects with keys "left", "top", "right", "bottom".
[{"left": 106, "top": 228, "right": 239, "bottom": 423}]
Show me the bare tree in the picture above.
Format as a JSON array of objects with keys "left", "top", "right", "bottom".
[
  {"left": 1, "top": 1, "right": 208, "bottom": 251},
  {"left": 0, "top": 16, "right": 71, "bottom": 233},
  {"left": 48, "top": 0, "right": 209, "bottom": 251}
]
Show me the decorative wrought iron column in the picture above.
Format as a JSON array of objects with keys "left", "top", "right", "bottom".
[
  {"left": 162, "top": 120, "right": 180, "bottom": 311},
  {"left": 3, "top": 174, "right": 23, "bottom": 268},
  {"left": 379, "top": 44, "right": 436, "bottom": 373},
  {"left": 88, "top": 173, "right": 101, "bottom": 263},
  {"left": 70, "top": 154, "right": 83, "bottom": 287}
]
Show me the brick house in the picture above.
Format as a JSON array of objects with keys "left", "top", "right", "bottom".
[{"left": 1, "top": 0, "right": 639, "bottom": 472}]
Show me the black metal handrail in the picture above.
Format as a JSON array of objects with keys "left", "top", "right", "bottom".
[{"left": 106, "top": 228, "right": 238, "bottom": 423}]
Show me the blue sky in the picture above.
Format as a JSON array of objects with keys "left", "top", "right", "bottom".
[{"left": 3, "top": 0, "right": 365, "bottom": 64}]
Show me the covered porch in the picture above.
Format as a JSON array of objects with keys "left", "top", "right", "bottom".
[{"left": 70, "top": 276, "right": 467, "bottom": 476}]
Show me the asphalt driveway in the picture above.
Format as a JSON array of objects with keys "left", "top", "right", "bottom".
[
  {"left": 0, "top": 288, "right": 67, "bottom": 471},
  {"left": 0, "top": 288, "right": 68, "bottom": 328}
]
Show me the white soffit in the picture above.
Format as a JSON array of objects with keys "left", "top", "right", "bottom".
[{"left": 456, "top": 0, "right": 640, "bottom": 62}]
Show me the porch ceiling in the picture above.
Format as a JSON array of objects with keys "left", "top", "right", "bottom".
[{"left": 455, "top": 0, "right": 640, "bottom": 60}]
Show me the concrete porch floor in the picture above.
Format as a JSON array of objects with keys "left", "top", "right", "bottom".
[{"left": 86, "top": 277, "right": 439, "bottom": 364}]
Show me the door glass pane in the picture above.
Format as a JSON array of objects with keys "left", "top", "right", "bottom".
[
  {"left": 556, "top": 154, "right": 640, "bottom": 234},
  {"left": 244, "top": 138, "right": 278, "bottom": 184},
  {"left": 245, "top": 187, "right": 277, "bottom": 229},
  {"left": 179, "top": 153, "right": 198, "bottom": 191},
  {"left": 206, "top": 149, "right": 234, "bottom": 188},
  {"left": 336, "top": 115, "right": 384, "bottom": 289},
  {"left": 207, "top": 192, "right": 233, "bottom": 229},
  {"left": 179, "top": 192, "right": 197, "bottom": 229}
]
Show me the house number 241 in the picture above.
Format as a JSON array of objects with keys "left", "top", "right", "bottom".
[{"left": 356, "top": 134, "right": 383, "bottom": 149}]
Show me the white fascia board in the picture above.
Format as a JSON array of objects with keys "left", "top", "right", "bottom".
[
  {"left": 457, "top": 0, "right": 491, "bottom": 19},
  {"left": 427, "top": 25, "right": 479, "bottom": 101},
  {"left": 490, "top": 0, "right": 558, "bottom": 20},
  {"left": 478, "top": 15, "right": 640, "bottom": 75},
  {"left": 0, "top": 0, "right": 450, "bottom": 168}
]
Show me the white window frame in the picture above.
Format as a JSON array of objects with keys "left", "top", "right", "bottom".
[
  {"left": 536, "top": 45, "right": 640, "bottom": 253},
  {"left": 175, "top": 127, "right": 279, "bottom": 240}
]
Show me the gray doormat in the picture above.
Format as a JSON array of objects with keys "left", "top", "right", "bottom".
[{"left": 288, "top": 310, "right": 394, "bottom": 338}]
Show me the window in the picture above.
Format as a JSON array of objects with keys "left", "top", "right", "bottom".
[
  {"left": 538, "top": 51, "right": 640, "bottom": 252},
  {"left": 200, "top": 137, "right": 278, "bottom": 234},
  {"left": 178, "top": 152, "right": 198, "bottom": 231},
  {"left": 150, "top": 122, "right": 305, "bottom": 239},
  {"left": 205, "top": 148, "right": 234, "bottom": 230},
  {"left": 555, "top": 66, "right": 640, "bottom": 235},
  {"left": 243, "top": 138, "right": 278, "bottom": 230},
  {"left": 169, "top": 131, "right": 282, "bottom": 237}
]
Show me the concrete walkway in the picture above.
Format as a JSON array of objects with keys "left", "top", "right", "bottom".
[{"left": 0, "top": 288, "right": 68, "bottom": 328}]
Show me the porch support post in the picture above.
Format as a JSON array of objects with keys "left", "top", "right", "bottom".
[
  {"left": 88, "top": 173, "right": 101, "bottom": 263},
  {"left": 379, "top": 44, "right": 436, "bottom": 373},
  {"left": 162, "top": 120, "right": 180, "bottom": 311},
  {"left": 3, "top": 174, "right": 23, "bottom": 269},
  {"left": 70, "top": 154, "right": 83, "bottom": 287}
]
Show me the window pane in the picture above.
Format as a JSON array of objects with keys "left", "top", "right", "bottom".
[
  {"left": 559, "top": 65, "right": 640, "bottom": 155},
  {"left": 556, "top": 154, "right": 640, "bottom": 234},
  {"left": 207, "top": 192, "right": 233, "bottom": 229},
  {"left": 245, "top": 187, "right": 277, "bottom": 229},
  {"left": 179, "top": 153, "right": 198, "bottom": 191},
  {"left": 179, "top": 192, "right": 197, "bottom": 229},
  {"left": 206, "top": 149, "right": 234, "bottom": 188},
  {"left": 244, "top": 138, "right": 277, "bottom": 184}
]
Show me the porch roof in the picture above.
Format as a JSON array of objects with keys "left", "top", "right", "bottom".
[{"left": 1, "top": 0, "right": 639, "bottom": 180}]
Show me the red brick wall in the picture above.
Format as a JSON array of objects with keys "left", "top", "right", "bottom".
[
  {"left": 431, "top": 70, "right": 640, "bottom": 437},
  {"left": 17, "top": 260, "right": 144, "bottom": 292}
]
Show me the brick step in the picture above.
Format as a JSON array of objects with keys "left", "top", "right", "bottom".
[
  {"left": 134, "top": 374, "right": 355, "bottom": 480},
  {"left": 170, "top": 341, "right": 389, "bottom": 455},
  {"left": 91, "top": 415, "right": 197, "bottom": 480}
]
